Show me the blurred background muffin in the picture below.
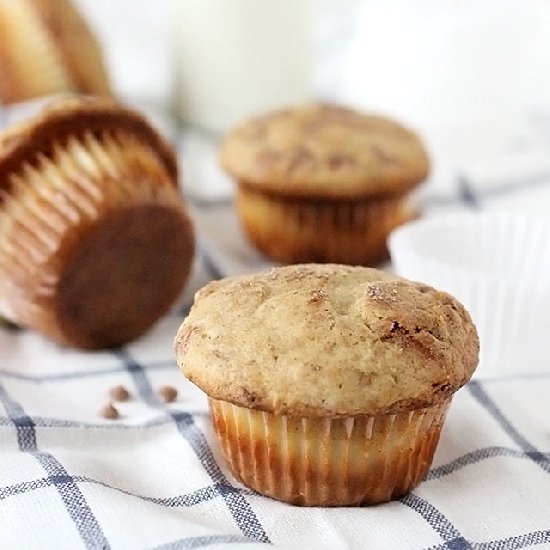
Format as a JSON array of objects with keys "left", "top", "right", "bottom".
[
  {"left": 0, "top": 0, "right": 111, "bottom": 104},
  {"left": 0, "top": 96, "right": 195, "bottom": 349},
  {"left": 220, "top": 103, "right": 429, "bottom": 266}
]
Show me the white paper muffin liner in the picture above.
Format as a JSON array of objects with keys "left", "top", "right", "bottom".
[
  {"left": 209, "top": 397, "right": 450, "bottom": 506},
  {"left": 389, "top": 213, "right": 550, "bottom": 375}
]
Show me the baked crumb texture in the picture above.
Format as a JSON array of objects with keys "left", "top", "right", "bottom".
[{"left": 176, "top": 264, "right": 479, "bottom": 418}]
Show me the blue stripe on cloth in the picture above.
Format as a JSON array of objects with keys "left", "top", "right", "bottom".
[
  {"left": 115, "top": 349, "right": 270, "bottom": 544},
  {"left": 400, "top": 493, "right": 471, "bottom": 549},
  {"left": 0, "top": 412, "right": 209, "bottom": 430},
  {"left": 74, "top": 478, "right": 223, "bottom": 508},
  {"left": 0, "top": 470, "right": 255, "bottom": 509},
  {"left": 153, "top": 534, "right": 260, "bottom": 550},
  {"left": 0, "top": 359, "right": 175, "bottom": 383},
  {"left": 427, "top": 446, "right": 550, "bottom": 481},
  {"left": 468, "top": 381, "right": 550, "bottom": 473},
  {"left": 0, "top": 383, "right": 110, "bottom": 549},
  {"left": 198, "top": 242, "right": 226, "bottom": 281},
  {"left": 457, "top": 174, "right": 480, "bottom": 208},
  {"left": 473, "top": 530, "right": 550, "bottom": 550},
  {"left": 0, "top": 477, "right": 55, "bottom": 500}
]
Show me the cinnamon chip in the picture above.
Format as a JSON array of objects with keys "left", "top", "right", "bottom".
[
  {"left": 99, "top": 403, "right": 119, "bottom": 420},
  {"left": 109, "top": 385, "right": 130, "bottom": 402},
  {"left": 158, "top": 385, "right": 178, "bottom": 403}
]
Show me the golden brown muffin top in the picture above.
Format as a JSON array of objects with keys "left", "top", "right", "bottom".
[
  {"left": 175, "top": 264, "right": 479, "bottom": 417},
  {"left": 220, "top": 104, "right": 430, "bottom": 199},
  {"left": 0, "top": 96, "right": 178, "bottom": 189}
]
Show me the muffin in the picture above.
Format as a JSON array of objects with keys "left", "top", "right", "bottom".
[
  {"left": 0, "top": 96, "right": 195, "bottom": 349},
  {"left": 0, "top": 0, "right": 111, "bottom": 104},
  {"left": 175, "top": 264, "right": 479, "bottom": 506},
  {"left": 220, "top": 103, "right": 429, "bottom": 266}
]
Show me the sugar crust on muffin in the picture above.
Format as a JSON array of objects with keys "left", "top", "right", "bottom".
[
  {"left": 176, "top": 263, "right": 479, "bottom": 417},
  {"left": 220, "top": 103, "right": 430, "bottom": 199}
]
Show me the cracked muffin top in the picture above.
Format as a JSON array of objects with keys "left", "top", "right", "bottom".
[
  {"left": 175, "top": 264, "right": 479, "bottom": 417},
  {"left": 219, "top": 103, "right": 430, "bottom": 199}
]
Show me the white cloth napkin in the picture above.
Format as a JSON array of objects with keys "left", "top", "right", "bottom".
[
  {"left": 1, "top": 198, "right": 550, "bottom": 549},
  {"left": 1, "top": 102, "right": 550, "bottom": 549},
  {"left": 1, "top": 292, "right": 549, "bottom": 549}
]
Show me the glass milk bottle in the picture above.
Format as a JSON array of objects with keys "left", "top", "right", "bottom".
[{"left": 172, "top": 0, "right": 315, "bottom": 134}]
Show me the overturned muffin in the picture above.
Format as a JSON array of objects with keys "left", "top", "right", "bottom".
[
  {"left": 0, "top": 0, "right": 111, "bottom": 104},
  {"left": 220, "top": 103, "right": 429, "bottom": 265},
  {"left": 175, "top": 264, "right": 479, "bottom": 506},
  {"left": 0, "top": 96, "right": 195, "bottom": 349}
]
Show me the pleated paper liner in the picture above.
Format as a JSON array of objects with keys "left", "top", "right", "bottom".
[
  {"left": 209, "top": 397, "right": 451, "bottom": 506},
  {"left": 0, "top": 0, "right": 72, "bottom": 103},
  {"left": 0, "top": 129, "right": 195, "bottom": 349},
  {"left": 236, "top": 185, "right": 416, "bottom": 266},
  {"left": 389, "top": 214, "right": 550, "bottom": 375}
]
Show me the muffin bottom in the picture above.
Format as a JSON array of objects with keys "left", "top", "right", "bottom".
[
  {"left": 236, "top": 185, "right": 416, "bottom": 266},
  {"left": 209, "top": 397, "right": 450, "bottom": 507},
  {"left": 0, "top": 129, "right": 194, "bottom": 349},
  {"left": 53, "top": 204, "right": 194, "bottom": 348}
]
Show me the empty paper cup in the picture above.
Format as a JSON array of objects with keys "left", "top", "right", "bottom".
[{"left": 389, "top": 213, "right": 550, "bottom": 375}]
